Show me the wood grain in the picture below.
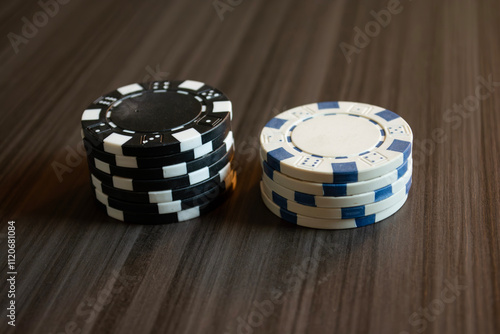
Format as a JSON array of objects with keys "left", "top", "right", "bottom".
[{"left": 1, "top": 0, "right": 499, "bottom": 333}]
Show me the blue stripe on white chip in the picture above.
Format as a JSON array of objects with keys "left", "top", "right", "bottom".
[
  {"left": 259, "top": 101, "right": 413, "bottom": 183},
  {"left": 261, "top": 154, "right": 412, "bottom": 198},
  {"left": 260, "top": 182, "right": 410, "bottom": 230},
  {"left": 261, "top": 164, "right": 412, "bottom": 208},
  {"left": 262, "top": 178, "right": 411, "bottom": 219}
]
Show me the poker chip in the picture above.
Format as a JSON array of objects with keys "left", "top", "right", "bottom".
[
  {"left": 260, "top": 101, "right": 412, "bottom": 183},
  {"left": 95, "top": 185, "right": 234, "bottom": 224},
  {"left": 94, "top": 172, "right": 236, "bottom": 214},
  {"left": 262, "top": 160, "right": 413, "bottom": 207},
  {"left": 262, "top": 158, "right": 411, "bottom": 197},
  {"left": 260, "top": 184, "right": 409, "bottom": 230},
  {"left": 89, "top": 149, "right": 233, "bottom": 191},
  {"left": 82, "top": 80, "right": 232, "bottom": 157},
  {"left": 88, "top": 141, "right": 234, "bottom": 180},
  {"left": 259, "top": 101, "right": 413, "bottom": 229},
  {"left": 83, "top": 129, "right": 232, "bottom": 169},
  {"left": 82, "top": 80, "right": 235, "bottom": 223},
  {"left": 262, "top": 178, "right": 412, "bottom": 219},
  {"left": 91, "top": 165, "right": 234, "bottom": 204}
]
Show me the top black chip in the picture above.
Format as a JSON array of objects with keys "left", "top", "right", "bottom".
[{"left": 81, "top": 80, "right": 232, "bottom": 157}]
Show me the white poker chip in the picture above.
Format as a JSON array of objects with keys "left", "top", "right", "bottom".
[
  {"left": 260, "top": 102, "right": 413, "bottom": 183},
  {"left": 260, "top": 184, "right": 409, "bottom": 230},
  {"left": 262, "top": 157, "right": 411, "bottom": 197},
  {"left": 261, "top": 177, "right": 412, "bottom": 219},
  {"left": 262, "top": 162, "right": 412, "bottom": 208}
]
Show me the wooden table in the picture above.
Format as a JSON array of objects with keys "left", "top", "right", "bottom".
[{"left": 1, "top": 0, "right": 499, "bottom": 333}]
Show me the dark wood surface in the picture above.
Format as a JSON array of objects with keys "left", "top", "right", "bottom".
[{"left": 1, "top": 0, "right": 499, "bottom": 333}]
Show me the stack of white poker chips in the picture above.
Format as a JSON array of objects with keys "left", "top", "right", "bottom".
[{"left": 259, "top": 101, "right": 413, "bottom": 229}]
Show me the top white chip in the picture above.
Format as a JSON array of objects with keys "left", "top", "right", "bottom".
[{"left": 260, "top": 101, "right": 413, "bottom": 183}]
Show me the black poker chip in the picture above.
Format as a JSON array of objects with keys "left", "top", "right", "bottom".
[
  {"left": 87, "top": 135, "right": 234, "bottom": 180},
  {"left": 93, "top": 172, "right": 236, "bottom": 214},
  {"left": 83, "top": 128, "right": 232, "bottom": 169},
  {"left": 89, "top": 149, "right": 233, "bottom": 191},
  {"left": 94, "top": 186, "right": 234, "bottom": 224},
  {"left": 90, "top": 164, "right": 235, "bottom": 204},
  {"left": 81, "top": 80, "right": 232, "bottom": 157}
]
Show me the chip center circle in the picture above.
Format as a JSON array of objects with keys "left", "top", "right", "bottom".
[
  {"left": 290, "top": 114, "right": 382, "bottom": 157},
  {"left": 110, "top": 91, "right": 202, "bottom": 132}
]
